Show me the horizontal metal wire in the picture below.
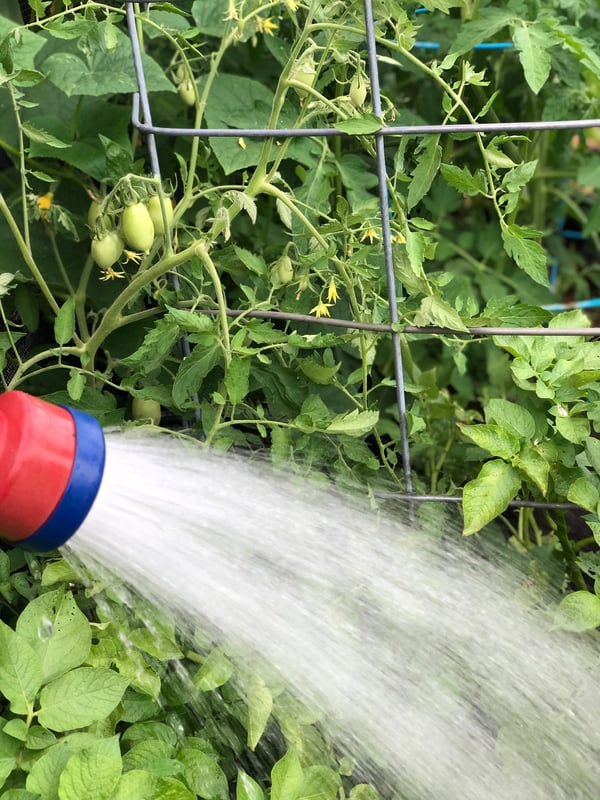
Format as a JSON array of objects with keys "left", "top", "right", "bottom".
[
  {"left": 200, "top": 307, "right": 600, "bottom": 337},
  {"left": 131, "top": 95, "right": 600, "bottom": 138}
]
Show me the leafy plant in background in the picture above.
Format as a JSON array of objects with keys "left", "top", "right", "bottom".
[{"left": 2, "top": 0, "right": 600, "bottom": 792}]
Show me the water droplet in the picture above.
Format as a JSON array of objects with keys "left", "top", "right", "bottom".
[{"left": 38, "top": 616, "right": 54, "bottom": 639}]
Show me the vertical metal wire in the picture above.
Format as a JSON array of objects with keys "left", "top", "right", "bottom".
[{"left": 363, "top": 0, "right": 414, "bottom": 495}]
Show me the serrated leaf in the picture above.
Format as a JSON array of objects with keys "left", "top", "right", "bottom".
[
  {"left": 407, "top": 136, "right": 441, "bottom": 211},
  {"left": 234, "top": 247, "right": 267, "bottom": 276},
  {"left": 501, "top": 159, "right": 538, "bottom": 193},
  {"left": 166, "top": 306, "right": 213, "bottom": 334},
  {"left": 392, "top": 230, "right": 431, "bottom": 295},
  {"left": 22, "top": 122, "right": 69, "bottom": 149},
  {"left": 120, "top": 318, "right": 180, "bottom": 374},
  {"left": 414, "top": 295, "right": 469, "bottom": 332},
  {"left": 172, "top": 341, "right": 222, "bottom": 408},
  {"left": 225, "top": 357, "right": 251, "bottom": 405},
  {"left": 297, "top": 358, "right": 341, "bottom": 385},
  {"left": 37, "top": 667, "right": 128, "bottom": 732},
  {"left": 276, "top": 198, "right": 293, "bottom": 230},
  {"left": 512, "top": 23, "right": 553, "bottom": 94},
  {"left": 440, "top": 163, "right": 487, "bottom": 196},
  {"left": 333, "top": 113, "right": 382, "bottom": 134},
  {"left": 462, "top": 460, "right": 521, "bottom": 535},
  {"left": 501, "top": 224, "right": 548, "bottom": 286},
  {"left": 459, "top": 424, "right": 520, "bottom": 459},
  {"left": 555, "top": 591, "right": 600, "bottom": 632},
  {"left": 325, "top": 409, "right": 379, "bottom": 437},
  {"left": 224, "top": 191, "right": 257, "bottom": 225}
]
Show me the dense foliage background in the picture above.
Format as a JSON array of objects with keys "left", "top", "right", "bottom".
[{"left": 3, "top": 0, "right": 600, "bottom": 797}]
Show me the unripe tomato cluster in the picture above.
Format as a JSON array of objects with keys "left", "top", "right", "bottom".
[
  {"left": 173, "top": 64, "right": 196, "bottom": 107},
  {"left": 89, "top": 193, "right": 174, "bottom": 271}
]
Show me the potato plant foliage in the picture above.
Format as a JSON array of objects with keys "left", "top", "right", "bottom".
[{"left": 3, "top": 0, "right": 600, "bottom": 793}]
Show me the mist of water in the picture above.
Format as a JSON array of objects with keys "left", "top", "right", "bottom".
[{"left": 66, "top": 431, "right": 600, "bottom": 800}]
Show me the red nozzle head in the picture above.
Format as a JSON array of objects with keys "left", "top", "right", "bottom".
[{"left": 0, "top": 391, "right": 105, "bottom": 551}]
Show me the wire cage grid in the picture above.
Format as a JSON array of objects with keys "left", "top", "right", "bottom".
[{"left": 124, "top": 0, "right": 600, "bottom": 513}]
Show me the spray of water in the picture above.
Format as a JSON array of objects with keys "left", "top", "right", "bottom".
[{"left": 66, "top": 432, "right": 600, "bottom": 800}]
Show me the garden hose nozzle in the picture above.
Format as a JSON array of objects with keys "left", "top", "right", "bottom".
[{"left": 0, "top": 391, "right": 105, "bottom": 552}]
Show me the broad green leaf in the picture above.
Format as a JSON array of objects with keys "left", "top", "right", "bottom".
[
  {"left": 459, "top": 424, "right": 520, "bottom": 460},
  {"left": 512, "top": 23, "right": 554, "bottom": 94},
  {"left": 26, "top": 725, "right": 56, "bottom": 750},
  {"left": 111, "top": 770, "right": 195, "bottom": 800},
  {"left": 585, "top": 438, "right": 600, "bottom": 475},
  {"left": 555, "top": 591, "right": 600, "bottom": 632},
  {"left": 121, "top": 722, "right": 178, "bottom": 751},
  {"left": 485, "top": 398, "right": 536, "bottom": 440},
  {"left": 178, "top": 748, "right": 228, "bottom": 800},
  {"left": 37, "top": 667, "right": 128, "bottom": 732},
  {"left": 414, "top": 295, "right": 469, "bottom": 332},
  {"left": 122, "top": 740, "right": 179, "bottom": 776},
  {"left": 299, "top": 766, "right": 341, "bottom": 800},
  {"left": 567, "top": 477, "right": 600, "bottom": 513},
  {"left": 54, "top": 298, "right": 75, "bottom": 346},
  {"left": 41, "top": 560, "right": 80, "bottom": 588},
  {"left": 297, "top": 358, "right": 341, "bottom": 386},
  {"left": 271, "top": 750, "right": 304, "bottom": 800},
  {"left": 555, "top": 413, "right": 590, "bottom": 444},
  {"left": 127, "top": 628, "right": 183, "bottom": 661},
  {"left": 0, "top": 621, "right": 42, "bottom": 715},
  {"left": 462, "top": 460, "right": 521, "bottom": 535},
  {"left": 407, "top": 136, "right": 441, "bottom": 211},
  {"left": 17, "top": 589, "right": 91, "bottom": 684},
  {"left": 3, "top": 719, "right": 26, "bottom": 741},
  {"left": 166, "top": 306, "right": 213, "bottom": 334},
  {"left": 392, "top": 230, "right": 431, "bottom": 295},
  {"left": 193, "top": 648, "right": 234, "bottom": 692},
  {"left": 333, "top": 113, "right": 382, "bottom": 135},
  {"left": 325, "top": 410, "right": 379, "bottom": 437},
  {"left": 0, "top": 757, "right": 16, "bottom": 790},
  {"left": 1, "top": 790, "right": 39, "bottom": 799},
  {"left": 237, "top": 770, "right": 265, "bottom": 800},
  {"left": 440, "top": 163, "right": 487, "bottom": 196},
  {"left": 120, "top": 318, "right": 180, "bottom": 374},
  {"left": 449, "top": 8, "right": 514, "bottom": 55},
  {"left": 501, "top": 160, "right": 538, "bottom": 193},
  {"left": 233, "top": 247, "right": 267, "bottom": 276},
  {"left": 513, "top": 447, "right": 549, "bottom": 495},
  {"left": 501, "top": 224, "right": 548, "bottom": 286},
  {"left": 225, "top": 357, "right": 251, "bottom": 405},
  {"left": 172, "top": 342, "right": 222, "bottom": 408},
  {"left": 247, "top": 681, "right": 273, "bottom": 751},
  {"left": 58, "top": 736, "right": 121, "bottom": 800},
  {"left": 27, "top": 742, "right": 77, "bottom": 798}
]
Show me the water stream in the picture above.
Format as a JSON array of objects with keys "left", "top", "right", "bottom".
[{"left": 66, "top": 432, "right": 600, "bottom": 799}]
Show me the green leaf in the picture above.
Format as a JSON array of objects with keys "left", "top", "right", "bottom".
[
  {"left": 555, "top": 591, "right": 600, "bottom": 631},
  {"left": 555, "top": 412, "right": 590, "bottom": 444},
  {"left": 513, "top": 447, "right": 549, "bottom": 495},
  {"left": 585, "top": 437, "right": 600, "bottom": 475},
  {"left": 16, "top": 589, "right": 91, "bottom": 684},
  {"left": 501, "top": 224, "right": 548, "bottom": 286},
  {"left": 407, "top": 136, "right": 441, "bottom": 211},
  {"left": 450, "top": 8, "right": 514, "bottom": 55},
  {"left": 297, "top": 358, "right": 341, "bottom": 385},
  {"left": 172, "top": 341, "right": 222, "bottom": 408},
  {"left": 247, "top": 681, "right": 273, "bottom": 751},
  {"left": 58, "top": 736, "right": 122, "bottom": 800},
  {"left": 440, "top": 163, "right": 487, "bottom": 196},
  {"left": 26, "top": 741, "right": 84, "bottom": 798},
  {"left": 166, "top": 307, "right": 213, "bottom": 334},
  {"left": 0, "top": 621, "right": 42, "bottom": 715},
  {"left": 37, "top": 667, "right": 128, "bottom": 732},
  {"left": 512, "top": 23, "right": 554, "bottom": 94},
  {"left": 22, "top": 121, "right": 69, "bottom": 149},
  {"left": 567, "top": 477, "right": 600, "bottom": 513},
  {"left": 485, "top": 398, "right": 536, "bottom": 440},
  {"left": 459, "top": 424, "right": 520, "bottom": 460},
  {"left": 121, "top": 318, "right": 180, "bottom": 374},
  {"left": 225, "top": 357, "right": 251, "bottom": 405},
  {"left": 392, "top": 230, "right": 431, "bottom": 295},
  {"left": 333, "top": 113, "right": 382, "bottom": 135},
  {"left": 325, "top": 409, "right": 379, "bottom": 437},
  {"left": 271, "top": 750, "right": 304, "bottom": 800},
  {"left": 111, "top": 770, "right": 195, "bottom": 800},
  {"left": 237, "top": 770, "right": 265, "bottom": 800},
  {"left": 501, "top": 160, "right": 538, "bottom": 193},
  {"left": 54, "top": 298, "right": 75, "bottom": 346},
  {"left": 127, "top": 628, "right": 183, "bottom": 661},
  {"left": 233, "top": 247, "right": 267, "bottom": 276},
  {"left": 1, "top": 790, "right": 39, "bottom": 800},
  {"left": 178, "top": 748, "right": 228, "bottom": 800},
  {"left": 299, "top": 766, "right": 341, "bottom": 800},
  {"left": 462, "top": 460, "right": 521, "bottom": 535},
  {"left": 41, "top": 560, "right": 80, "bottom": 588},
  {"left": 414, "top": 295, "right": 469, "bottom": 332},
  {"left": 193, "top": 648, "right": 233, "bottom": 692},
  {"left": 122, "top": 741, "right": 181, "bottom": 777}
]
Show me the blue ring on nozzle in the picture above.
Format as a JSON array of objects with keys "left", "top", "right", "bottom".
[{"left": 23, "top": 407, "right": 105, "bottom": 552}]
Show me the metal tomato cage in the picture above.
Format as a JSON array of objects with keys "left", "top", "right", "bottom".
[{"left": 124, "top": 0, "right": 600, "bottom": 514}]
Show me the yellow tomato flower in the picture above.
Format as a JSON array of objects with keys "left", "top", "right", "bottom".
[
  {"left": 37, "top": 192, "right": 54, "bottom": 221},
  {"left": 327, "top": 277, "right": 338, "bottom": 304},
  {"left": 283, "top": 0, "right": 298, "bottom": 10},
  {"left": 310, "top": 301, "right": 332, "bottom": 318},
  {"left": 391, "top": 232, "right": 406, "bottom": 244},
  {"left": 361, "top": 226, "right": 379, "bottom": 244},
  {"left": 225, "top": 0, "right": 238, "bottom": 20},
  {"left": 99, "top": 267, "right": 126, "bottom": 281},
  {"left": 256, "top": 16, "right": 277, "bottom": 35},
  {"left": 123, "top": 249, "right": 144, "bottom": 265}
]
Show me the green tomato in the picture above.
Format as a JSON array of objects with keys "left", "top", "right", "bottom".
[
  {"left": 131, "top": 397, "right": 162, "bottom": 425},
  {"left": 178, "top": 79, "right": 196, "bottom": 106},
  {"left": 270, "top": 254, "right": 294, "bottom": 287},
  {"left": 147, "top": 194, "right": 174, "bottom": 236},
  {"left": 121, "top": 202, "right": 155, "bottom": 252},
  {"left": 87, "top": 200, "right": 102, "bottom": 230},
  {"left": 91, "top": 230, "right": 124, "bottom": 269},
  {"left": 349, "top": 74, "right": 367, "bottom": 107}
]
